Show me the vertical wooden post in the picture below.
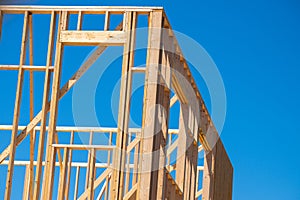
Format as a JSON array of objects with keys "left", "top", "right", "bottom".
[
  {"left": 104, "top": 131, "right": 112, "bottom": 200},
  {"left": 28, "top": 12, "right": 35, "bottom": 200},
  {"left": 44, "top": 146, "right": 57, "bottom": 200},
  {"left": 33, "top": 11, "right": 56, "bottom": 200},
  {"left": 74, "top": 166, "right": 80, "bottom": 200},
  {"left": 87, "top": 149, "right": 96, "bottom": 200},
  {"left": 85, "top": 131, "right": 94, "bottom": 189},
  {"left": 131, "top": 138, "right": 139, "bottom": 186},
  {"left": 23, "top": 165, "right": 30, "bottom": 200},
  {"left": 202, "top": 145, "right": 216, "bottom": 200},
  {"left": 176, "top": 104, "right": 191, "bottom": 197},
  {"left": 125, "top": 133, "right": 131, "bottom": 193},
  {"left": 110, "top": 11, "right": 137, "bottom": 200},
  {"left": 4, "top": 11, "right": 29, "bottom": 200},
  {"left": 58, "top": 147, "right": 69, "bottom": 200},
  {"left": 176, "top": 103, "right": 199, "bottom": 200},
  {"left": 137, "top": 10, "right": 165, "bottom": 200},
  {"left": 104, "top": 11, "right": 110, "bottom": 31},
  {"left": 156, "top": 27, "right": 171, "bottom": 199},
  {"left": 77, "top": 11, "right": 83, "bottom": 31},
  {"left": 189, "top": 140, "right": 198, "bottom": 199},
  {"left": 65, "top": 131, "right": 74, "bottom": 199},
  {"left": 42, "top": 11, "right": 68, "bottom": 199}
]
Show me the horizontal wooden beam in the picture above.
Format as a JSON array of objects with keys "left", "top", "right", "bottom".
[
  {"left": 0, "top": 5, "right": 163, "bottom": 14},
  {"left": 0, "top": 125, "right": 179, "bottom": 134},
  {"left": 0, "top": 65, "right": 54, "bottom": 71},
  {"left": 0, "top": 160, "right": 136, "bottom": 169},
  {"left": 132, "top": 67, "right": 146, "bottom": 73},
  {"left": 60, "top": 31, "right": 126, "bottom": 46},
  {"left": 52, "top": 144, "right": 115, "bottom": 150}
]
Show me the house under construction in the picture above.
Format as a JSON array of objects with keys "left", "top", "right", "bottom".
[{"left": 0, "top": 5, "right": 233, "bottom": 200}]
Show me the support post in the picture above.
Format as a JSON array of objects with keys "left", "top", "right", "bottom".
[
  {"left": 42, "top": 11, "right": 68, "bottom": 199},
  {"left": 4, "top": 11, "right": 29, "bottom": 200},
  {"left": 138, "top": 10, "right": 166, "bottom": 200},
  {"left": 110, "top": 11, "right": 136, "bottom": 199},
  {"left": 33, "top": 11, "right": 56, "bottom": 200}
]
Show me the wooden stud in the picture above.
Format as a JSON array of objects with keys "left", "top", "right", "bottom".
[
  {"left": 77, "top": 11, "right": 83, "bottom": 31},
  {"left": 104, "top": 11, "right": 110, "bottom": 31},
  {"left": 110, "top": 11, "right": 136, "bottom": 200},
  {"left": 44, "top": 146, "right": 57, "bottom": 200},
  {"left": 138, "top": 10, "right": 165, "bottom": 200},
  {"left": 125, "top": 133, "right": 131, "bottom": 194},
  {"left": 85, "top": 131, "right": 94, "bottom": 190},
  {"left": 28, "top": 12, "right": 35, "bottom": 200},
  {"left": 87, "top": 149, "right": 96, "bottom": 200},
  {"left": 175, "top": 104, "right": 189, "bottom": 193},
  {"left": 4, "top": 11, "right": 29, "bottom": 200},
  {"left": 156, "top": 26, "right": 171, "bottom": 199},
  {"left": 33, "top": 11, "right": 56, "bottom": 200},
  {"left": 42, "top": 11, "right": 68, "bottom": 198},
  {"left": 0, "top": 22, "right": 124, "bottom": 164},
  {"left": 131, "top": 139, "right": 139, "bottom": 186},
  {"left": 74, "top": 166, "right": 80, "bottom": 200},
  {"left": 57, "top": 147, "right": 69, "bottom": 200},
  {"left": 64, "top": 131, "right": 74, "bottom": 199},
  {"left": 104, "top": 131, "right": 112, "bottom": 200},
  {"left": 22, "top": 165, "right": 30, "bottom": 200}
]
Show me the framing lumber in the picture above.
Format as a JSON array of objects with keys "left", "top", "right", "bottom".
[
  {"left": 42, "top": 11, "right": 68, "bottom": 198},
  {"left": 0, "top": 21, "right": 123, "bottom": 166},
  {"left": 4, "top": 11, "right": 29, "bottom": 200},
  {"left": 57, "top": 148, "right": 69, "bottom": 200},
  {"left": 110, "top": 11, "right": 136, "bottom": 200},
  {"left": 33, "top": 11, "right": 56, "bottom": 200},
  {"left": 138, "top": 10, "right": 166, "bottom": 200},
  {"left": 0, "top": 5, "right": 233, "bottom": 200},
  {"left": 0, "top": 65, "right": 54, "bottom": 71},
  {"left": 60, "top": 31, "right": 126, "bottom": 46}
]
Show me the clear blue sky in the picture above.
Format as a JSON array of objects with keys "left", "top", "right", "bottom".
[{"left": 1, "top": 0, "right": 300, "bottom": 199}]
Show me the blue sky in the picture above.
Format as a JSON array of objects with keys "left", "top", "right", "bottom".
[{"left": 1, "top": 0, "right": 300, "bottom": 199}]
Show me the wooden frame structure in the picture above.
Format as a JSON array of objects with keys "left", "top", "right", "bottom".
[{"left": 0, "top": 5, "right": 233, "bottom": 200}]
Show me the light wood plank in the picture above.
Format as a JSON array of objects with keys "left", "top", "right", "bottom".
[
  {"left": 57, "top": 148, "right": 69, "bottom": 200},
  {"left": 28, "top": 12, "right": 35, "bottom": 200},
  {"left": 33, "top": 11, "right": 56, "bottom": 200},
  {"left": 64, "top": 131, "right": 74, "bottom": 199},
  {"left": 60, "top": 31, "right": 126, "bottom": 46},
  {"left": 0, "top": 65, "right": 54, "bottom": 71},
  {"left": 22, "top": 165, "right": 30, "bottom": 200},
  {"left": 104, "top": 11, "right": 110, "bottom": 31},
  {"left": 4, "top": 11, "right": 29, "bottom": 200},
  {"left": 110, "top": 11, "right": 136, "bottom": 200},
  {"left": 77, "top": 11, "right": 83, "bottom": 31},
  {"left": 0, "top": 5, "right": 162, "bottom": 14},
  {"left": 138, "top": 10, "right": 165, "bottom": 200},
  {"left": 42, "top": 11, "right": 68, "bottom": 198},
  {"left": 73, "top": 166, "right": 80, "bottom": 200}
]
